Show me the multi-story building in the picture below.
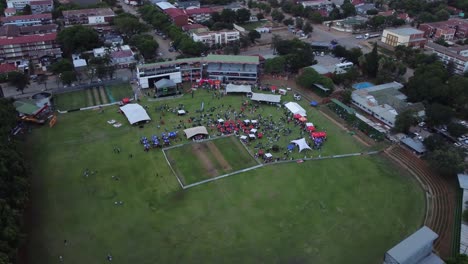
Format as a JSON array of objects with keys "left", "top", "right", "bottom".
[
  {"left": 351, "top": 82, "right": 425, "bottom": 127},
  {"left": 185, "top": 8, "right": 215, "bottom": 23},
  {"left": 136, "top": 55, "right": 259, "bottom": 88},
  {"left": 191, "top": 30, "right": 240, "bottom": 46},
  {"left": 0, "top": 32, "right": 61, "bottom": 65},
  {"left": 381, "top": 27, "right": 426, "bottom": 48},
  {"left": 175, "top": 0, "right": 200, "bottom": 9},
  {"left": 62, "top": 8, "right": 115, "bottom": 26},
  {"left": 299, "top": 0, "right": 333, "bottom": 9},
  {"left": 137, "top": 58, "right": 203, "bottom": 88},
  {"left": 6, "top": 0, "right": 53, "bottom": 13},
  {"left": 425, "top": 41, "right": 468, "bottom": 75},
  {"left": 30, "top": 0, "right": 53, "bottom": 14},
  {"left": 0, "top": 24, "right": 57, "bottom": 36},
  {"left": 1, "top": 13, "right": 52, "bottom": 26},
  {"left": 419, "top": 18, "right": 468, "bottom": 40},
  {"left": 206, "top": 54, "right": 259, "bottom": 82}
]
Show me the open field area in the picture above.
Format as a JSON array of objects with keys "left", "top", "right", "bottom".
[
  {"left": 165, "top": 136, "right": 258, "bottom": 185},
  {"left": 53, "top": 84, "right": 133, "bottom": 110},
  {"left": 24, "top": 89, "right": 425, "bottom": 264}
]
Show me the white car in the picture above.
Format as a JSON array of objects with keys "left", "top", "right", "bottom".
[{"left": 355, "top": 35, "right": 363, "bottom": 39}]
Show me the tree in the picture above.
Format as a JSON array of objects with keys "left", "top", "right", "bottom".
[
  {"left": 341, "top": 0, "right": 356, "bottom": 17},
  {"left": 271, "top": 9, "right": 285, "bottom": 22},
  {"left": 446, "top": 61, "right": 456, "bottom": 77},
  {"left": 57, "top": 25, "right": 101, "bottom": 55},
  {"left": 364, "top": 43, "right": 379, "bottom": 78},
  {"left": 221, "top": 9, "right": 236, "bottom": 23},
  {"left": 435, "top": 9, "right": 450, "bottom": 21},
  {"left": 22, "top": 4, "right": 31, "bottom": 14},
  {"left": 113, "top": 13, "right": 149, "bottom": 37},
  {"left": 366, "top": 9, "right": 378, "bottom": 15},
  {"left": 235, "top": 8, "right": 251, "bottom": 24},
  {"left": 60, "top": 71, "right": 77, "bottom": 85},
  {"left": 248, "top": 30, "right": 261, "bottom": 43},
  {"left": 130, "top": 34, "right": 159, "bottom": 60},
  {"left": 256, "top": 13, "right": 264, "bottom": 20},
  {"left": 426, "top": 103, "right": 454, "bottom": 126},
  {"left": 271, "top": 34, "right": 282, "bottom": 52},
  {"left": 303, "top": 22, "right": 313, "bottom": 35},
  {"left": 239, "top": 35, "right": 250, "bottom": 49},
  {"left": 427, "top": 147, "right": 465, "bottom": 176},
  {"left": 37, "top": 74, "right": 48, "bottom": 91},
  {"left": 446, "top": 254, "right": 468, "bottom": 264},
  {"left": 448, "top": 122, "right": 468, "bottom": 137},
  {"left": 50, "top": 59, "right": 74, "bottom": 75},
  {"left": 295, "top": 17, "right": 303, "bottom": 29},
  {"left": 309, "top": 11, "right": 323, "bottom": 24},
  {"left": 393, "top": 110, "right": 416, "bottom": 133},
  {"left": 423, "top": 134, "right": 447, "bottom": 152},
  {"left": 264, "top": 56, "right": 286, "bottom": 74},
  {"left": 434, "top": 37, "right": 449, "bottom": 47},
  {"left": 297, "top": 68, "right": 334, "bottom": 91},
  {"left": 283, "top": 18, "right": 294, "bottom": 26},
  {"left": 28, "top": 60, "right": 35, "bottom": 76},
  {"left": 8, "top": 72, "right": 29, "bottom": 94}
]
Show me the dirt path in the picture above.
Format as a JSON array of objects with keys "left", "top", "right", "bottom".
[
  {"left": 99, "top": 86, "right": 109, "bottom": 104},
  {"left": 86, "top": 88, "right": 93, "bottom": 107},
  {"left": 206, "top": 142, "right": 232, "bottom": 171},
  {"left": 92, "top": 87, "right": 101, "bottom": 105},
  {"left": 191, "top": 144, "right": 218, "bottom": 177}
]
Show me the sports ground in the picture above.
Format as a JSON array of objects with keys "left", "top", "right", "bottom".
[{"left": 24, "top": 85, "right": 425, "bottom": 264}]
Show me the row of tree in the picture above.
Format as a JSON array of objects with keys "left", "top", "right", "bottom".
[
  {"left": 0, "top": 99, "right": 30, "bottom": 263},
  {"left": 264, "top": 37, "right": 316, "bottom": 74}
]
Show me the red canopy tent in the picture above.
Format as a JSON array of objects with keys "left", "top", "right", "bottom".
[
  {"left": 258, "top": 132, "right": 263, "bottom": 138},
  {"left": 311, "top": 132, "right": 327, "bottom": 138},
  {"left": 122, "top": 98, "right": 130, "bottom": 104},
  {"left": 270, "top": 85, "right": 277, "bottom": 91},
  {"left": 299, "top": 116, "right": 307, "bottom": 122},
  {"left": 258, "top": 149, "right": 264, "bottom": 155},
  {"left": 293, "top": 114, "right": 302, "bottom": 119},
  {"left": 306, "top": 126, "right": 316, "bottom": 131}
]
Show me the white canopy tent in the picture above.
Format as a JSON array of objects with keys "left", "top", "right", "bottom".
[
  {"left": 285, "top": 102, "right": 307, "bottom": 116},
  {"left": 251, "top": 93, "right": 281, "bottom": 104},
  {"left": 265, "top": 153, "right": 273, "bottom": 158},
  {"left": 120, "top": 104, "right": 151, "bottom": 125},
  {"left": 306, "top": 122, "right": 314, "bottom": 127},
  {"left": 177, "top": 110, "right": 186, "bottom": 115},
  {"left": 184, "top": 126, "right": 208, "bottom": 139},
  {"left": 226, "top": 84, "right": 252, "bottom": 93},
  {"left": 240, "top": 135, "right": 247, "bottom": 140},
  {"left": 291, "top": 138, "right": 312, "bottom": 152}
]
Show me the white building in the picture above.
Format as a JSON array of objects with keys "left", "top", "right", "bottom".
[
  {"left": 300, "top": 0, "right": 333, "bottom": 9},
  {"left": 425, "top": 41, "right": 468, "bottom": 75},
  {"left": 191, "top": 30, "right": 240, "bottom": 46},
  {"left": 381, "top": 27, "right": 426, "bottom": 48},
  {"left": 6, "top": 0, "right": 52, "bottom": 12},
  {"left": 384, "top": 226, "right": 443, "bottom": 264},
  {"left": 351, "top": 82, "right": 424, "bottom": 127}
]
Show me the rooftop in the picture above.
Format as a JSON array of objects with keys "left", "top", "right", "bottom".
[
  {"left": 1, "top": 13, "right": 52, "bottom": 23},
  {"left": 458, "top": 174, "right": 468, "bottom": 189},
  {"left": 386, "top": 226, "right": 439, "bottom": 264},
  {"left": 182, "top": 23, "right": 207, "bottom": 31},
  {"left": 31, "top": 0, "right": 53, "bottom": 5},
  {"left": 176, "top": 0, "right": 200, "bottom": 8},
  {"left": 112, "top": 49, "right": 133, "bottom": 59},
  {"left": 206, "top": 54, "right": 259, "bottom": 64},
  {"left": 0, "top": 32, "right": 57, "bottom": 45},
  {"left": 385, "top": 27, "right": 423, "bottom": 36},
  {"left": 156, "top": 2, "right": 176, "bottom": 10},
  {"left": 0, "top": 24, "right": 58, "bottom": 37},
  {"left": 426, "top": 41, "right": 468, "bottom": 62},
  {"left": 62, "top": 8, "right": 115, "bottom": 17},
  {"left": 185, "top": 7, "right": 215, "bottom": 15},
  {"left": 401, "top": 137, "right": 426, "bottom": 153},
  {"left": 164, "top": 8, "right": 187, "bottom": 18},
  {"left": 0, "top": 63, "right": 17, "bottom": 73},
  {"left": 4, "top": 7, "right": 16, "bottom": 13}
]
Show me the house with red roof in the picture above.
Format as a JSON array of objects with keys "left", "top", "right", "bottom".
[
  {"left": 164, "top": 8, "right": 188, "bottom": 26},
  {"left": 4, "top": 7, "right": 16, "bottom": 17},
  {"left": 0, "top": 32, "right": 61, "bottom": 65},
  {"left": 0, "top": 63, "right": 18, "bottom": 74}
]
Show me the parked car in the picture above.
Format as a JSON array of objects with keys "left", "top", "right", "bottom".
[{"left": 355, "top": 35, "right": 363, "bottom": 39}]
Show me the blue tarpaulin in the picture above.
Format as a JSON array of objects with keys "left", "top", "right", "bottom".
[
  {"left": 310, "top": 101, "right": 318, "bottom": 106},
  {"left": 287, "top": 144, "right": 295, "bottom": 151}
]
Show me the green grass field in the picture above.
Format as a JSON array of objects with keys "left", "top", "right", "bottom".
[
  {"left": 53, "top": 84, "right": 133, "bottom": 110},
  {"left": 165, "top": 136, "right": 258, "bottom": 185},
  {"left": 25, "top": 89, "right": 425, "bottom": 264}
]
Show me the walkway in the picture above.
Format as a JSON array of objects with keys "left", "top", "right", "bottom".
[{"left": 385, "top": 145, "right": 456, "bottom": 258}]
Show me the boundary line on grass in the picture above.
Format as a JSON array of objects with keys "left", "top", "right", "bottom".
[
  {"left": 180, "top": 150, "right": 382, "bottom": 190},
  {"left": 162, "top": 147, "right": 185, "bottom": 189}
]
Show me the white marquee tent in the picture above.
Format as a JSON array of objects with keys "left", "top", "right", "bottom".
[
  {"left": 120, "top": 104, "right": 151, "bottom": 125},
  {"left": 291, "top": 138, "right": 312, "bottom": 152},
  {"left": 285, "top": 102, "right": 307, "bottom": 116},
  {"left": 251, "top": 93, "right": 281, "bottom": 103},
  {"left": 184, "top": 126, "right": 208, "bottom": 139},
  {"left": 226, "top": 84, "right": 252, "bottom": 93}
]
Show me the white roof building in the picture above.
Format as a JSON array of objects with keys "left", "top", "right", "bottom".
[{"left": 191, "top": 30, "right": 240, "bottom": 46}]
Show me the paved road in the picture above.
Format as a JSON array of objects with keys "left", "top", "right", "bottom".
[
  {"left": 117, "top": 0, "right": 177, "bottom": 59},
  {"left": 307, "top": 24, "right": 372, "bottom": 53}
]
